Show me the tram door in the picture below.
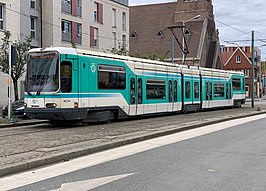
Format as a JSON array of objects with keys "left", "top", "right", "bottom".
[
  {"left": 129, "top": 75, "right": 137, "bottom": 116},
  {"left": 79, "top": 62, "right": 90, "bottom": 107},
  {"left": 167, "top": 79, "right": 174, "bottom": 112},
  {"left": 136, "top": 78, "right": 144, "bottom": 115},
  {"left": 173, "top": 80, "right": 178, "bottom": 111},
  {"left": 129, "top": 76, "right": 143, "bottom": 116},
  {"left": 205, "top": 82, "right": 213, "bottom": 108},
  {"left": 226, "top": 83, "right": 231, "bottom": 106}
]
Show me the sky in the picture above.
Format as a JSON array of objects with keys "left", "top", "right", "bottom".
[{"left": 129, "top": 0, "right": 266, "bottom": 60}]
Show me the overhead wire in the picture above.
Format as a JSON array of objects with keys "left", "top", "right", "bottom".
[{"left": 4, "top": 2, "right": 266, "bottom": 58}]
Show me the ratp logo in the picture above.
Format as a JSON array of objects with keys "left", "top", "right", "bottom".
[{"left": 91, "top": 64, "right": 96, "bottom": 73}]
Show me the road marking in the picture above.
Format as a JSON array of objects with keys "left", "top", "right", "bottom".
[
  {"left": 51, "top": 173, "right": 135, "bottom": 191},
  {"left": 1, "top": 114, "right": 265, "bottom": 190}
]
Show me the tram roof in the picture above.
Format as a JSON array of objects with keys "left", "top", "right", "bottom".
[{"left": 28, "top": 47, "right": 244, "bottom": 76}]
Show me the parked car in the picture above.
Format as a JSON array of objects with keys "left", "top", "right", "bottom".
[{"left": 2, "top": 100, "right": 28, "bottom": 119}]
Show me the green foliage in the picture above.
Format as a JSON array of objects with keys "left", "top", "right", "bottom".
[
  {"left": 261, "top": 61, "right": 266, "bottom": 73},
  {"left": 110, "top": 42, "right": 129, "bottom": 56},
  {"left": 71, "top": 41, "right": 77, "bottom": 48},
  {"left": 0, "top": 31, "right": 11, "bottom": 74},
  {"left": 0, "top": 31, "right": 32, "bottom": 101}
]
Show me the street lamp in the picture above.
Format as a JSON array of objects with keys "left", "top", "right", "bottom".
[{"left": 182, "top": 15, "right": 201, "bottom": 65}]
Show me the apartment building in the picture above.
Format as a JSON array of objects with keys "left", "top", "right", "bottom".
[
  {"left": 221, "top": 45, "right": 261, "bottom": 97},
  {"left": 42, "top": 0, "right": 129, "bottom": 52},
  {"left": 0, "top": 0, "right": 20, "bottom": 41},
  {"left": 0, "top": 0, "right": 129, "bottom": 107},
  {"left": 0, "top": 0, "right": 21, "bottom": 107}
]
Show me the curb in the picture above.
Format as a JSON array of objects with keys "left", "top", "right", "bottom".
[
  {"left": 0, "top": 111, "right": 266, "bottom": 177},
  {"left": 0, "top": 120, "right": 49, "bottom": 128}
]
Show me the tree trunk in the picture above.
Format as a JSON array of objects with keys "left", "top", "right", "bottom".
[{"left": 13, "top": 79, "right": 19, "bottom": 101}]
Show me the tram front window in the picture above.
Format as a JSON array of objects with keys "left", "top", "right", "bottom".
[{"left": 25, "top": 52, "right": 59, "bottom": 94}]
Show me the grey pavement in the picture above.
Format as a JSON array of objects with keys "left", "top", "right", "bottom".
[{"left": 0, "top": 100, "right": 266, "bottom": 178}]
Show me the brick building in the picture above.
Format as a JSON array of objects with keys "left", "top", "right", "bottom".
[
  {"left": 221, "top": 46, "right": 261, "bottom": 97},
  {"left": 129, "top": 0, "right": 222, "bottom": 69}
]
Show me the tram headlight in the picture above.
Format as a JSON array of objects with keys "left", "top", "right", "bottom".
[
  {"left": 46, "top": 103, "right": 57, "bottom": 108},
  {"left": 24, "top": 103, "right": 27, "bottom": 108}
]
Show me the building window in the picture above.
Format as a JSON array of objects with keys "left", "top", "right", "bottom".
[
  {"left": 122, "top": 35, "right": 126, "bottom": 48},
  {"left": 146, "top": 79, "right": 165, "bottom": 100},
  {"left": 76, "top": 23, "right": 82, "bottom": 44},
  {"left": 122, "top": 12, "right": 126, "bottom": 31},
  {"left": 236, "top": 55, "right": 241, "bottom": 63},
  {"left": 30, "top": 17, "right": 37, "bottom": 39},
  {"left": 76, "top": 0, "right": 82, "bottom": 17},
  {"left": 98, "top": 65, "right": 126, "bottom": 90},
  {"left": 90, "top": 26, "right": 98, "bottom": 48},
  {"left": 62, "top": 20, "right": 71, "bottom": 42},
  {"left": 30, "top": 0, "right": 36, "bottom": 9},
  {"left": 94, "top": 2, "right": 103, "bottom": 24},
  {"left": 130, "top": 31, "right": 137, "bottom": 38},
  {"left": 156, "top": 30, "right": 164, "bottom": 37},
  {"left": 61, "top": 0, "right": 72, "bottom": 14},
  {"left": 242, "top": 69, "right": 249, "bottom": 78},
  {"left": 93, "top": 2, "right": 98, "bottom": 22},
  {"left": 0, "top": 4, "right": 4, "bottom": 30},
  {"left": 112, "top": 32, "right": 116, "bottom": 50},
  {"left": 112, "top": 9, "right": 116, "bottom": 28}
]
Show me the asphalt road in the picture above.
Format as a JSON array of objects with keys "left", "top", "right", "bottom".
[{"left": 2, "top": 114, "right": 266, "bottom": 191}]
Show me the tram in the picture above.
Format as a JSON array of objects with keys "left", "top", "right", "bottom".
[{"left": 24, "top": 47, "right": 246, "bottom": 123}]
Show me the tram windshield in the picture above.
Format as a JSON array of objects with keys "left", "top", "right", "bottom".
[{"left": 25, "top": 52, "right": 59, "bottom": 94}]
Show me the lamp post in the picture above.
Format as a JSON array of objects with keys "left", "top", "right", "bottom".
[{"left": 182, "top": 15, "right": 201, "bottom": 65}]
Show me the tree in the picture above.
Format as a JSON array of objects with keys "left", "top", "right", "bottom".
[{"left": 0, "top": 31, "right": 32, "bottom": 101}]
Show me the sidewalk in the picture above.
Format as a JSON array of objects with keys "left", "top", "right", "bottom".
[{"left": 0, "top": 102, "right": 266, "bottom": 177}]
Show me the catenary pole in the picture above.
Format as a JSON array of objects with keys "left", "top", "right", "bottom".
[
  {"left": 251, "top": 31, "right": 255, "bottom": 108},
  {"left": 8, "top": 43, "right": 12, "bottom": 120},
  {"left": 171, "top": 34, "right": 174, "bottom": 64}
]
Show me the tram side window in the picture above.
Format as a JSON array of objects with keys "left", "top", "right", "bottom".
[
  {"left": 209, "top": 82, "right": 213, "bottom": 100},
  {"left": 194, "top": 82, "right": 199, "bottom": 99},
  {"left": 214, "top": 83, "right": 225, "bottom": 98},
  {"left": 174, "top": 80, "right": 177, "bottom": 102},
  {"left": 232, "top": 78, "right": 241, "bottom": 91},
  {"left": 205, "top": 82, "right": 209, "bottom": 100},
  {"left": 138, "top": 78, "right": 142, "bottom": 104},
  {"left": 98, "top": 65, "right": 126, "bottom": 90},
  {"left": 130, "top": 78, "right": 136, "bottom": 104},
  {"left": 226, "top": 83, "right": 231, "bottom": 99},
  {"left": 168, "top": 80, "right": 172, "bottom": 102},
  {"left": 146, "top": 79, "right": 165, "bottom": 99},
  {"left": 61, "top": 61, "right": 72, "bottom": 93},
  {"left": 185, "top": 82, "right": 190, "bottom": 99}
]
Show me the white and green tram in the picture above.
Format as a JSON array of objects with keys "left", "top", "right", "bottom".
[{"left": 24, "top": 47, "right": 246, "bottom": 123}]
